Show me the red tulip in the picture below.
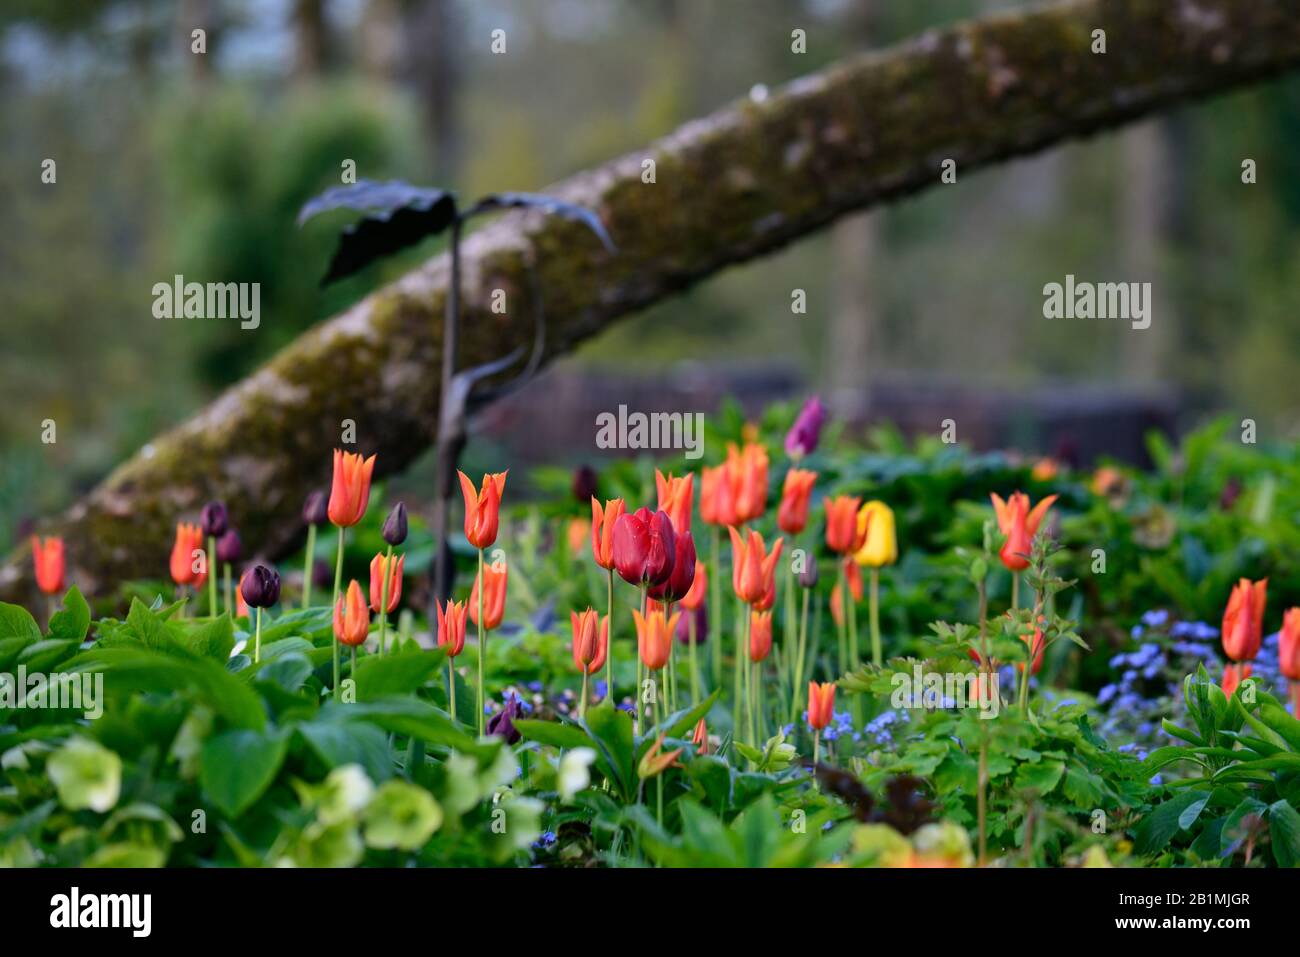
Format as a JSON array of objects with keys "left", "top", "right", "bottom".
[
  {"left": 655, "top": 470, "right": 694, "bottom": 534},
  {"left": 634, "top": 606, "right": 678, "bottom": 670},
  {"left": 824, "top": 495, "right": 867, "bottom": 555},
  {"left": 777, "top": 468, "right": 818, "bottom": 535},
  {"left": 333, "top": 580, "right": 370, "bottom": 647},
  {"left": 571, "top": 608, "right": 610, "bottom": 675},
  {"left": 612, "top": 507, "right": 676, "bottom": 587},
  {"left": 328, "top": 450, "right": 377, "bottom": 527},
  {"left": 469, "top": 562, "right": 508, "bottom": 631},
  {"left": 459, "top": 470, "right": 507, "bottom": 550},
  {"left": 369, "top": 552, "right": 404, "bottom": 614},
  {"left": 749, "top": 610, "right": 773, "bottom": 663},
  {"left": 648, "top": 531, "right": 697, "bottom": 603},
  {"left": 808, "top": 681, "right": 836, "bottom": 730},
  {"left": 1222, "top": 577, "right": 1267, "bottom": 662},
  {"left": 990, "top": 491, "right": 1057, "bottom": 572},
  {"left": 436, "top": 599, "right": 468, "bottom": 657},
  {"left": 590, "top": 497, "right": 626, "bottom": 570},
  {"left": 732, "top": 443, "right": 769, "bottom": 523},
  {"left": 728, "top": 526, "right": 783, "bottom": 606},
  {"left": 30, "top": 536, "right": 65, "bottom": 595}
]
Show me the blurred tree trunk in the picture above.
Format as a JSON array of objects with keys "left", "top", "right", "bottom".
[
  {"left": 1119, "top": 120, "right": 1173, "bottom": 382},
  {"left": 404, "top": 0, "right": 462, "bottom": 184},
  {"left": 293, "top": 0, "right": 331, "bottom": 81},
  {"left": 178, "top": 0, "right": 217, "bottom": 87},
  {"left": 7, "top": 0, "right": 1300, "bottom": 603},
  {"left": 361, "top": 0, "right": 403, "bottom": 83}
]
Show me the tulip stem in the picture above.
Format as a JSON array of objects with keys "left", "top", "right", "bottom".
[
  {"left": 223, "top": 563, "right": 232, "bottom": 618},
  {"left": 254, "top": 606, "right": 262, "bottom": 663},
  {"left": 378, "top": 544, "right": 393, "bottom": 655},
  {"left": 846, "top": 566, "right": 860, "bottom": 669},
  {"left": 835, "top": 562, "right": 848, "bottom": 674},
  {"left": 477, "top": 548, "right": 486, "bottom": 737},
  {"left": 332, "top": 526, "right": 345, "bottom": 701},
  {"left": 581, "top": 669, "right": 590, "bottom": 720},
  {"left": 710, "top": 527, "right": 722, "bottom": 691},
  {"left": 977, "top": 730, "right": 989, "bottom": 866},
  {"left": 638, "top": 584, "right": 649, "bottom": 730},
  {"left": 813, "top": 728, "right": 820, "bottom": 767},
  {"left": 732, "top": 595, "right": 745, "bottom": 745},
  {"left": 688, "top": 615, "right": 700, "bottom": 705},
  {"left": 783, "top": 560, "right": 797, "bottom": 722},
  {"left": 790, "top": 586, "right": 811, "bottom": 724},
  {"left": 448, "top": 657, "right": 457, "bottom": 718},
  {"left": 207, "top": 536, "right": 218, "bottom": 618},
  {"left": 1011, "top": 571, "right": 1020, "bottom": 611},
  {"left": 302, "top": 523, "right": 317, "bottom": 608},
  {"left": 869, "top": 568, "right": 882, "bottom": 668},
  {"left": 744, "top": 612, "right": 755, "bottom": 753},
  {"left": 604, "top": 567, "right": 614, "bottom": 704}
]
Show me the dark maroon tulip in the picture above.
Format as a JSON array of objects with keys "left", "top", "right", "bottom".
[
  {"left": 200, "top": 501, "right": 228, "bottom": 538},
  {"left": 612, "top": 507, "right": 675, "bottom": 587},
  {"left": 572, "top": 464, "right": 599, "bottom": 505},
  {"left": 784, "top": 395, "right": 827, "bottom": 459},
  {"left": 487, "top": 694, "right": 523, "bottom": 744},
  {"left": 240, "top": 563, "right": 281, "bottom": 608},
  {"left": 216, "top": 529, "right": 242, "bottom": 564},
  {"left": 675, "top": 603, "right": 708, "bottom": 645},
  {"left": 382, "top": 502, "right": 408, "bottom": 546},
  {"left": 302, "top": 489, "right": 329, "bottom": 526},
  {"left": 312, "top": 558, "right": 333, "bottom": 589},
  {"left": 648, "top": 530, "right": 697, "bottom": 603},
  {"left": 798, "top": 553, "right": 819, "bottom": 589}
]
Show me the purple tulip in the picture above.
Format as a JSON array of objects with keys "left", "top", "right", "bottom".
[
  {"left": 302, "top": 489, "right": 329, "bottom": 526},
  {"left": 216, "top": 529, "right": 242, "bottom": 564},
  {"left": 487, "top": 694, "right": 523, "bottom": 744},
  {"left": 200, "top": 501, "right": 229, "bottom": 538},
  {"left": 572, "top": 464, "right": 599, "bottom": 505},
  {"left": 675, "top": 604, "right": 708, "bottom": 645},
  {"left": 240, "top": 563, "right": 281, "bottom": 608},
  {"left": 382, "top": 502, "right": 408, "bottom": 546},
  {"left": 784, "top": 396, "right": 827, "bottom": 459}
]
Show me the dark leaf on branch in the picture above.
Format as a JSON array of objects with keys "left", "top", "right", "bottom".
[
  {"left": 465, "top": 192, "right": 616, "bottom": 253},
  {"left": 297, "top": 179, "right": 458, "bottom": 284}
]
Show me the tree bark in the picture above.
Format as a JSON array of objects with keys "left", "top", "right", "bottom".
[{"left": 5, "top": 0, "right": 1300, "bottom": 602}]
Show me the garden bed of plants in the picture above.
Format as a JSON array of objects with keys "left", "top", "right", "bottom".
[{"left": 4, "top": 400, "right": 1300, "bottom": 868}]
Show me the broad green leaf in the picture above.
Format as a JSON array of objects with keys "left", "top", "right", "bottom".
[
  {"left": 47, "top": 587, "right": 91, "bottom": 643},
  {"left": 1268, "top": 800, "right": 1300, "bottom": 868},
  {"left": 200, "top": 728, "right": 289, "bottom": 817},
  {"left": 581, "top": 703, "right": 636, "bottom": 801},
  {"left": 17, "top": 638, "right": 83, "bottom": 672},
  {"left": 515, "top": 718, "right": 593, "bottom": 752},
  {"left": 1134, "top": 790, "right": 1206, "bottom": 856},
  {"left": 1014, "top": 759, "right": 1065, "bottom": 795},
  {"left": 331, "top": 697, "right": 478, "bottom": 753},
  {"left": 353, "top": 648, "right": 447, "bottom": 699},
  {"left": 0, "top": 602, "right": 41, "bottom": 643},
  {"left": 296, "top": 720, "right": 392, "bottom": 783}
]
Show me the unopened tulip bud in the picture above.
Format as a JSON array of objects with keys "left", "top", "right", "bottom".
[
  {"left": 303, "top": 489, "right": 329, "bottom": 526},
  {"left": 798, "top": 554, "right": 819, "bottom": 589},
  {"left": 200, "top": 500, "right": 229, "bottom": 538},
  {"left": 240, "top": 563, "right": 281, "bottom": 608},
  {"left": 382, "top": 502, "right": 408, "bottom": 546},
  {"left": 216, "top": 529, "right": 242, "bottom": 564},
  {"left": 572, "top": 464, "right": 599, "bottom": 505}
]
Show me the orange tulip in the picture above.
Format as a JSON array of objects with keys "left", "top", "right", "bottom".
[
  {"left": 368, "top": 552, "right": 404, "bottom": 614},
  {"left": 437, "top": 599, "right": 468, "bottom": 657},
  {"left": 680, "top": 561, "right": 708, "bottom": 611},
  {"left": 808, "top": 681, "right": 836, "bottom": 730},
  {"left": 824, "top": 495, "right": 867, "bottom": 555},
  {"left": 571, "top": 608, "right": 610, "bottom": 675},
  {"left": 235, "top": 571, "right": 250, "bottom": 619},
  {"left": 567, "top": 517, "right": 590, "bottom": 556},
  {"left": 1018, "top": 618, "right": 1046, "bottom": 675},
  {"left": 692, "top": 718, "right": 710, "bottom": 755},
  {"left": 1222, "top": 577, "right": 1267, "bottom": 662},
  {"left": 990, "top": 491, "right": 1057, "bottom": 572},
  {"left": 1030, "top": 457, "right": 1059, "bottom": 482},
  {"left": 700, "top": 464, "right": 738, "bottom": 528},
  {"left": 469, "top": 562, "right": 508, "bottom": 631},
  {"left": 633, "top": 606, "right": 679, "bottom": 670},
  {"left": 333, "top": 580, "right": 370, "bottom": 647},
  {"left": 30, "top": 536, "right": 65, "bottom": 595},
  {"left": 1223, "top": 662, "right": 1253, "bottom": 698},
  {"left": 590, "top": 497, "right": 626, "bottom": 570},
  {"left": 829, "top": 560, "right": 863, "bottom": 626},
  {"left": 638, "top": 734, "right": 685, "bottom": 779},
  {"left": 728, "top": 526, "right": 784, "bottom": 606},
  {"left": 458, "top": 470, "right": 507, "bottom": 550},
  {"left": 732, "top": 443, "right": 769, "bottom": 523},
  {"left": 1280, "top": 608, "right": 1300, "bottom": 681},
  {"left": 655, "top": 470, "right": 694, "bottom": 534},
  {"left": 749, "top": 610, "right": 773, "bottom": 663},
  {"left": 777, "top": 468, "right": 818, "bottom": 535},
  {"left": 169, "top": 522, "right": 205, "bottom": 586},
  {"left": 328, "top": 449, "right": 377, "bottom": 527},
  {"left": 752, "top": 572, "right": 777, "bottom": 612}
]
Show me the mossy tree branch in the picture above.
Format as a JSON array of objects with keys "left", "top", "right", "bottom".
[{"left": 5, "top": 0, "right": 1300, "bottom": 602}]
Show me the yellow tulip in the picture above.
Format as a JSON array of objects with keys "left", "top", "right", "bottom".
[{"left": 854, "top": 500, "right": 898, "bottom": 568}]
